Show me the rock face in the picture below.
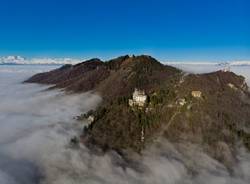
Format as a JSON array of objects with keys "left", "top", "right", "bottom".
[{"left": 26, "top": 55, "right": 250, "bottom": 169}]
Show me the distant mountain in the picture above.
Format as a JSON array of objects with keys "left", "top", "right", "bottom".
[
  {"left": 0, "top": 56, "right": 25, "bottom": 64},
  {"left": 0, "top": 56, "right": 83, "bottom": 65},
  {"left": 1, "top": 55, "right": 250, "bottom": 66},
  {"left": 26, "top": 55, "right": 250, "bottom": 171},
  {"left": 228, "top": 61, "right": 250, "bottom": 66},
  {"left": 165, "top": 61, "right": 250, "bottom": 66}
]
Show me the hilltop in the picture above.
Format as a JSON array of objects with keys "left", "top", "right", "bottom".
[
  {"left": 26, "top": 55, "right": 250, "bottom": 170},
  {"left": 26, "top": 55, "right": 181, "bottom": 100}
]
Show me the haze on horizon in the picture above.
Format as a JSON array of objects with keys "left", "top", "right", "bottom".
[{"left": 0, "top": 0, "right": 249, "bottom": 61}]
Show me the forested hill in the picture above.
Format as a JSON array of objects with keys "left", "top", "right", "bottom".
[{"left": 26, "top": 55, "right": 250, "bottom": 170}]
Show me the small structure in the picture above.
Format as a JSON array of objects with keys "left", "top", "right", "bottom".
[
  {"left": 84, "top": 115, "right": 95, "bottom": 128},
  {"left": 191, "top": 91, "right": 202, "bottom": 98},
  {"left": 177, "top": 98, "right": 186, "bottom": 106},
  {"left": 129, "top": 88, "right": 147, "bottom": 107},
  {"left": 145, "top": 107, "right": 153, "bottom": 113},
  {"left": 87, "top": 115, "right": 95, "bottom": 123},
  {"left": 222, "top": 66, "right": 231, "bottom": 72}
]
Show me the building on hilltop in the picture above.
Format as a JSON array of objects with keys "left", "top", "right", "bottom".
[
  {"left": 129, "top": 88, "right": 147, "bottom": 107},
  {"left": 222, "top": 65, "right": 231, "bottom": 72},
  {"left": 191, "top": 91, "right": 202, "bottom": 98}
]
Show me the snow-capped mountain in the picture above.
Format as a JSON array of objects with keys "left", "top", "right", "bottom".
[
  {"left": 165, "top": 61, "right": 250, "bottom": 66},
  {"left": 0, "top": 56, "right": 83, "bottom": 65},
  {"left": 228, "top": 61, "right": 250, "bottom": 66},
  {"left": 0, "top": 56, "right": 26, "bottom": 64},
  {"left": 216, "top": 61, "right": 250, "bottom": 66},
  {"left": 1, "top": 56, "right": 250, "bottom": 66}
]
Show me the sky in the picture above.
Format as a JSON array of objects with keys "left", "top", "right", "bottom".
[{"left": 0, "top": 0, "right": 249, "bottom": 61}]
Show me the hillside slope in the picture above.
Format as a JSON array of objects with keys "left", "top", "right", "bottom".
[
  {"left": 26, "top": 55, "right": 250, "bottom": 170},
  {"left": 26, "top": 55, "right": 181, "bottom": 100}
]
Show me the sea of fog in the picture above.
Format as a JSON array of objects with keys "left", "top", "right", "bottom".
[{"left": 0, "top": 64, "right": 250, "bottom": 184}]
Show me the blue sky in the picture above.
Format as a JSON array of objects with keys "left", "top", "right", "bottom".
[{"left": 0, "top": 0, "right": 249, "bottom": 61}]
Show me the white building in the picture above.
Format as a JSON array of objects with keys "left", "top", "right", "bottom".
[
  {"left": 191, "top": 91, "right": 202, "bottom": 98},
  {"left": 87, "top": 115, "right": 95, "bottom": 123},
  {"left": 129, "top": 89, "right": 147, "bottom": 107}
]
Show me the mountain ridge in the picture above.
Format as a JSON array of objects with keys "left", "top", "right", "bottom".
[{"left": 25, "top": 55, "right": 250, "bottom": 171}]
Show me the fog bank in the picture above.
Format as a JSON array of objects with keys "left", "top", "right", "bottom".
[
  {"left": 0, "top": 65, "right": 101, "bottom": 184},
  {"left": 0, "top": 65, "right": 250, "bottom": 184}
]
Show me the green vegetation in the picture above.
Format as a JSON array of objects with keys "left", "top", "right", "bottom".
[{"left": 26, "top": 54, "right": 250, "bottom": 170}]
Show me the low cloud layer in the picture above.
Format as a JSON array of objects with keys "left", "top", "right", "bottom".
[
  {"left": 0, "top": 65, "right": 250, "bottom": 184},
  {"left": 0, "top": 65, "right": 101, "bottom": 184}
]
